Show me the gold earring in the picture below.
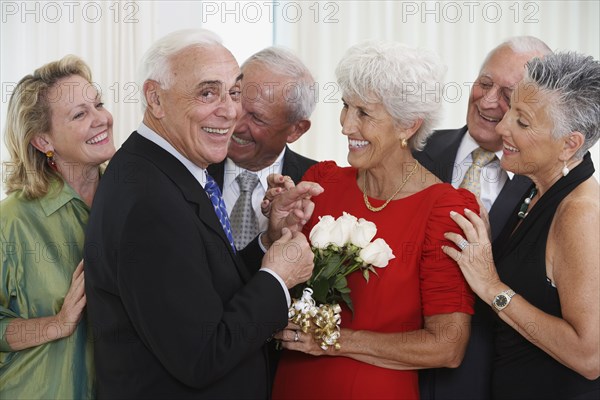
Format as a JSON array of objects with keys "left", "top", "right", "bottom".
[
  {"left": 46, "top": 150, "right": 58, "bottom": 171},
  {"left": 400, "top": 138, "right": 408, "bottom": 148}
]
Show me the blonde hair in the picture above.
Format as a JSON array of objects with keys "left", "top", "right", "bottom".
[{"left": 3, "top": 55, "right": 92, "bottom": 199}]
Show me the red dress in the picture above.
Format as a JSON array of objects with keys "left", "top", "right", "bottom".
[{"left": 272, "top": 162, "right": 477, "bottom": 399}]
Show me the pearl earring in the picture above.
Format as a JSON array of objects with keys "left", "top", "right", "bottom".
[{"left": 562, "top": 161, "right": 570, "bottom": 177}]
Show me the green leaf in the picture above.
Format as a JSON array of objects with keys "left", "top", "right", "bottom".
[
  {"left": 319, "top": 253, "right": 344, "bottom": 279},
  {"left": 333, "top": 276, "right": 347, "bottom": 290},
  {"left": 341, "top": 291, "right": 354, "bottom": 315},
  {"left": 362, "top": 268, "right": 370, "bottom": 283},
  {"left": 311, "top": 279, "right": 329, "bottom": 304}
]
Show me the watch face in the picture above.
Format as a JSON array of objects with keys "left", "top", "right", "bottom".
[{"left": 495, "top": 295, "right": 508, "bottom": 307}]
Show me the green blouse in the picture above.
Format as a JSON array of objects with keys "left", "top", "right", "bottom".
[{"left": 0, "top": 181, "right": 95, "bottom": 399}]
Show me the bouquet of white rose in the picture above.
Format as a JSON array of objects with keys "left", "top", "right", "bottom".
[{"left": 288, "top": 212, "right": 395, "bottom": 350}]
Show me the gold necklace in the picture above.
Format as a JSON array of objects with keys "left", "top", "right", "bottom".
[{"left": 362, "top": 161, "right": 420, "bottom": 212}]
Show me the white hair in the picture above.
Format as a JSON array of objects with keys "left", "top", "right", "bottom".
[
  {"left": 242, "top": 47, "right": 316, "bottom": 122},
  {"left": 138, "top": 29, "right": 223, "bottom": 108},
  {"left": 479, "top": 36, "right": 553, "bottom": 72},
  {"left": 523, "top": 52, "right": 600, "bottom": 160},
  {"left": 335, "top": 41, "right": 446, "bottom": 151}
]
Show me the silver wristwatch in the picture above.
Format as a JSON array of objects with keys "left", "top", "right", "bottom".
[{"left": 492, "top": 289, "right": 516, "bottom": 312}]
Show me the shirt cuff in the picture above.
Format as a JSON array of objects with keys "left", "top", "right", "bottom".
[
  {"left": 258, "top": 231, "right": 268, "bottom": 253},
  {"left": 260, "top": 268, "right": 291, "bottom": 307}
]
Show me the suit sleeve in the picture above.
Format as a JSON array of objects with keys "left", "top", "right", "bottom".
[{"left": 116, "top": 190, "right": 287, "bottom": 388}]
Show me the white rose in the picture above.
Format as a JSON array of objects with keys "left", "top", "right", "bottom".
[
  {"left": 350, "top": 218, "right": 377, "bottom": 248},
  {"left": 359, "top": 238, "right": 395, "bottom": 268},
  {"left": 329, "top": 212, "right": 358, "bottom": 247},
  {"left": 309, "top": 215, "right": 336, "bottom": 249}
]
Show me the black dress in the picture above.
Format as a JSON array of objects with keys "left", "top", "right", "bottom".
[{"left": 491, "top": 152, "right": 599, "bottom": 399}]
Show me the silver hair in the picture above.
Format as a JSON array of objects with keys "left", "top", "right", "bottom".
[
  {"left": 138, "top": 29, "right": 223, "bottom": 108},
  {"left": 479, "top": 36, "right": 553, "bottom": 72},
  {"left": 335, "top": 41, "right": 446, "bottom": 151},
  {"left": 242, "top": 47, "right": 316, "bottom": 122},
  {"left": 523, "top": 52, "right": 600, "bottom": 160}
]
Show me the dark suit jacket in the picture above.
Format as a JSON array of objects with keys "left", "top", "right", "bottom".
[
  {"left": 84, "top": 132, "right": 288, "bottom": 399},
  {"left": 414, "top": 126, "right": 532, "bottom": 400},
  {"left": 207, "top": 146, "right": 318, "bottom": 188}
]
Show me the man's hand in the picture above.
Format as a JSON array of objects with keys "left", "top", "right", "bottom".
[
  {"left": 261, "top": 174, "right": 296, "bottom": 218},
  {"left": 262, "top": 228, "right": 314, "bottom": 288},
  {"left": 262, "top": 181, "right": 323, "bottom": 248}
]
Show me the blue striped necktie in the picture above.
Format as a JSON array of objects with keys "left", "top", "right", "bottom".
[{"left": 204, "top": 172, "right": 236, "bottom": 252}]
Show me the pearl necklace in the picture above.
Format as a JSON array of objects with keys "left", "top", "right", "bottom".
[
  {"left": 517, "top": 187, "right": 538, "bottom": 219},
  {"left": 362, "top": 161, "right": 420, "bottom": 212}
]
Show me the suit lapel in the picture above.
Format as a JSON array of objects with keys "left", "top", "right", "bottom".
[
  {"left": 125, "top": 133, "right": 251, "bottom": 281},
  {"left": 281, "top": 147, "right": 301, "bottom": 182},
  {"left": 415, "top": 126, "right": 467, "bottom": 183},
  {"left": 488, "top": 174, "right": 532, "bottom": 241},
  {"left": 207, "top": 161, "right": 225, "bottom": 190}
]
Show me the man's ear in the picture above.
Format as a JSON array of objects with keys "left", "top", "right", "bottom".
[
  {"left": 144, "top": 80, "right": 165, "bottom": 118},
  {"left": 560, "top": 131, "right": 585, "bottom": 161},
  {"left": 30, "top": 135, "right": 52, "bottom": 154},
  {"left": 286, "top": 119, "right": 311, "bottom": 144}
]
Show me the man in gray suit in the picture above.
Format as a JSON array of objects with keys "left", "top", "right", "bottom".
[{"left": 415, "top": 36, "right": 552, "bottom": 399}]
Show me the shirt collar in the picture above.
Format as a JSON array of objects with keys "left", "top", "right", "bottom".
[
  {"left": 459, "top": 130, "right": 514, "bottom": 179},
  {"left": 39, "top": 179, "right": 86, "bottom": 216},
  {"left": 138, "top": 122, "right": 207, "bottom": 186},
  {"left": 223, "top": 147, "right": 286, "bottom": 192}
]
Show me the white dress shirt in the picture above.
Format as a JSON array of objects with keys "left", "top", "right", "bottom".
[
  {"left": 452, "top": 131, "right": 514, "bottom": 211},
  {"left": 137, "top": 123, "right": 290, "bottom": 305}
]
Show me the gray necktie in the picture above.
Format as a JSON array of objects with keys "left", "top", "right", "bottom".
[{"left": 230, "top": 171, "right": 260, "bottom": 249}]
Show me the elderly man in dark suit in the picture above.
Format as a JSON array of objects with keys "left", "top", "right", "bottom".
[
  {"left": 415, "top": 36, "right": 552, "bottom": 400},
  {"left": 84, "top": 29, "right": 321, "bottom": 399},
  {"left": 208, "top": 47, "right": 317, "bottom": 251}
]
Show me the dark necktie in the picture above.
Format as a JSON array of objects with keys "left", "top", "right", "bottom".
[{"left": 204, "top": 172, "right": 236, "bottom": 252}]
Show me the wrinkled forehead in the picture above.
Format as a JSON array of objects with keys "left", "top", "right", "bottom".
[{"left": 170, "top": 45, "right": 241, "bottom": 86}]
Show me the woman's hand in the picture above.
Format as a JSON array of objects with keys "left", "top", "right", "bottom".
[
  {"left": 442, "top": 208, "right": 503, "bottom": 301},
  {"left": 274, "top": 322, "right": 329, "bottom": 356},
  {"left": 261, "top": 173, "right": 296, "bottom": 217},
  {"left": 5, "top": 260, "right": 87, "bottom": 351},
  {"left": 56, "top": 260, "right": 87, "bottom": 338}
]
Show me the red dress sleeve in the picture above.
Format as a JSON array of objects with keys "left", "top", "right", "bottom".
[
  {"left": 420, "top": 187, "right": 479, "bottom": 316},
  {"left": 300, "top": 161, "right": 340, "bottom": 238}
]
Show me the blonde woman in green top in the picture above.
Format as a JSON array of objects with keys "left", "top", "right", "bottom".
[{"left": 0, "top": 55, "right": 115, "bottom": 399}]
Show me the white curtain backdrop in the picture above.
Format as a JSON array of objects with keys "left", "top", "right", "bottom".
[
  {"left": 272, "top": 1, "right": 600, "bottom": 168},
  {"left": 1, "top": 1, "right": 599, "bottom": 198}
]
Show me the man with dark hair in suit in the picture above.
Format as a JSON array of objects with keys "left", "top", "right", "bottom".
[
  {"left": 208, "top": 46, "right": 317, "bottom": 251},
  {"left": 415, "top": 36, "right": 552, "bottom": 399},
  {"left": 84, "top": 29, "right": 322, "bottom": 399}
]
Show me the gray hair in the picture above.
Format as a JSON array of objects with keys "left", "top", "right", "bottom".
[
  {"left": 480, "top": 36, "right": 552, "bottom": 72},
  {"left": 523, "top": 52, "right": 600, "bottom": 160},
  {"left": 335, "top": 41, "right": 446, "bottom": 151},
  {"left": 138, "top": 29, "right": 223, "bottom": 108},
  {"left": 242, "top": 47, "right": 316, "bottom": 122}
]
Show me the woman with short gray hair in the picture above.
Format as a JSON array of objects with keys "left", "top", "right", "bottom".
[{"left": 444, "top": 52, "right": 600, "bottom": 398}]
